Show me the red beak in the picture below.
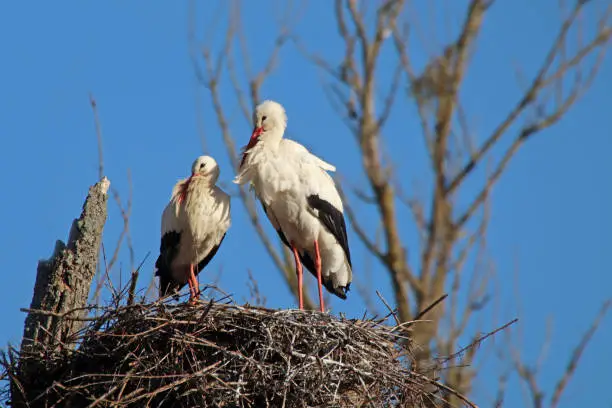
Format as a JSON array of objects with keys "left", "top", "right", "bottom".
[
  {"left": 246, "top": 126, "right": 264, "bottom": 150},
  {"left": 178, "top": 175, "right": 194, "bottom": 204},
  {"left": 240, "top": 126, "right": 264, "bottom": 168}
]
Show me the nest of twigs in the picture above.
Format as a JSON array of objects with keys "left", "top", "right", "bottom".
[{"left": 3, "top": 291, "right": 473, "bottom": 408}]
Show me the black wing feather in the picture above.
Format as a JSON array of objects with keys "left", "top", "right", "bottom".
[
  {"left": 155, "top": 231, "right": 181, "bottom": 298},
  {"left": 306, "top": 194, "right": 352, "bottom": 267},
  {"left": 155, "top": 231, "right": 227, "bottom": 298},
  {"left": 196, "top": 233, "right": 227, "bottom": 274},
  {"left": 263, "top": 198, "right": 350, "bottom": 300}
]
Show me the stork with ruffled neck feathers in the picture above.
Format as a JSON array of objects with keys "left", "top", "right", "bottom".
[
  {"left": 234, "top": 100, "right": 352, "bottom": 312},
  {"left": 155, "top": 155, "right": 231, "bottom": 304}
]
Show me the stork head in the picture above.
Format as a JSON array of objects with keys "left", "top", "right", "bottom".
[
  {"left": 191, "top": 155, "right": 220, "bottom": 183},
  {"left": 247, "top": 100, "right": 288, "bottom": 149}
]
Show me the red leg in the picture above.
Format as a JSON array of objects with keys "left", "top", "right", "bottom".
[
  {"left": 188, "top": 264, "right": 198, "bottom": 304},
  {"left": 314, "top": 240, "right": 325, "bottom": 312},
  {"left": 186, "top": 272, "right": 195, "bottom": 300},
  {"left": 291, "top": 244, "right": 304, "bottom": 310},
  {"left": 192, "top": 266, "right": 201, "bottom": 299}
]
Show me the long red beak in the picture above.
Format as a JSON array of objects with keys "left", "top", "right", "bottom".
[
  {"left": 240, "top": 126, "right": 264, "bottom": 168},
  {"left": 246, "top": 126, "right": 264, "bottom": 150},
  {"left": 178, "top": 175, "right": 194, "bottom": 204}
]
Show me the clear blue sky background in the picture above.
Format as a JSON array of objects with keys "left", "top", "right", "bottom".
[{"left": 0, "top": 1, "right": 610, "bottom": 407}]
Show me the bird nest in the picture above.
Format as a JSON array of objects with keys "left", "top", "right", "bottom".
[{"left": 3, "top": 291, "right": 474, "bottom": 408}]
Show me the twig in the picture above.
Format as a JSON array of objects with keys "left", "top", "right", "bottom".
[
  {"left": 127, "top": 252, "right": 150, "bottom": 306},
  {"left": 376, "top": 290, "right": 400, "bottom": 326},
  {"left": 440, "top": 318, "right": 518, "bottom": 364},
  {"left": 550, "top": 300, "right": 611, "bottom": 408},
  {"left": 89, "top": 93, "right": 104, "bottom": 180},
  {"left": 414, "top": 294, "right": 449, "bottom": 321}
]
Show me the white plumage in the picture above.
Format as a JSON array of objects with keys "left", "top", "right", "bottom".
[
  {"left": 155, "top": 155, "right": 231, "bottom": 303},
  {"left": 234, "top": 100, "right": 352, "bottom": 312}
]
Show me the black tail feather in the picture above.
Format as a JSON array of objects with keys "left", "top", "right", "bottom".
[
  {"left": 155, "top": 230, "right": 182, "bottom": 300},
  {"left": 155, "top": 260, "right": 180, "bottom": 300}
]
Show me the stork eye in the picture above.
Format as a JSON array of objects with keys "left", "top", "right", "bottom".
[
  {"left": 262, "top": 115, "right": 267, "bottom": 122},
  {"left": 200, "top": 163, "right": 206, "bottom": 169}
]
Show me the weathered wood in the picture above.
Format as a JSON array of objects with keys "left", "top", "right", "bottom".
[
  {"left": 20, "top": 177, "right": 110, "bottom": 354},
  {"left": 9, "top": 178, "right": 110, "bottom": 408}
]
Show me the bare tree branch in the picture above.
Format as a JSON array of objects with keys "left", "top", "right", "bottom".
[
  {"left": 92, "top": 175, "right": 133, "bottom": 305},
  {"left": 447, "top": 1, "right": 611, "bottom": 197},
  {"left": 550, "top": 300, "right": 611, "bottom": 408}
]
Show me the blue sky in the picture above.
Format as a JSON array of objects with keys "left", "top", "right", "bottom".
[{"left": 0, "top": 1, "right": 610, "bottom": 407}]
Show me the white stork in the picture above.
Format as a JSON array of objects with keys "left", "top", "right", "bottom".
[
  {"left": 234, "top": 100, "right": 352, "bottom": 312},
  {"left": 155, "top": 155, "right": 231, "bottom": 304}
]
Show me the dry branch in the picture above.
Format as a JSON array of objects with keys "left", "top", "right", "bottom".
[{"left": 550, "top": 300, "right": 611, "bottom": 407}]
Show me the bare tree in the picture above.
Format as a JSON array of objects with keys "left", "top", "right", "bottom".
[{"left": 189, "top": 0, "right": 611, "bottom": 406}]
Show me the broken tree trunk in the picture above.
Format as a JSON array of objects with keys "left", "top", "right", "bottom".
[
  {"left": 11, "top": 177, "right": 110, "bottom": 406},
  {"left": 20, "top": 177, "right": 110, "bottom": 352}
]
